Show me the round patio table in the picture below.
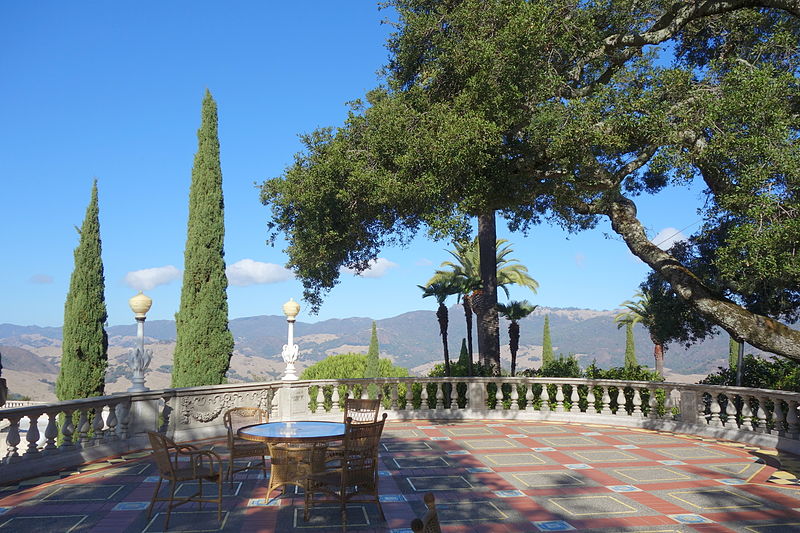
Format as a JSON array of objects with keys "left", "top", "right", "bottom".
[
  {"left": 237, "top": 421, "right": 346, "bottom": 443},
  {"left": 238, "top": 421, "right": 347, "bottom": 501}
]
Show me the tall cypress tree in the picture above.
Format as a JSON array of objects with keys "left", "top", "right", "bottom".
[
  {"left": 365, "top": 322, "right": 380, "bottom": 398},
  {"left": 541, "top": 315, "right": 554, "bottom": 367},
  {"left": 624, "top": 323, "right": 638, "bottom": 368},
  {"left": 173, "top": 90, "right": 234, "bottom": 387},
  {"left": 56, "top": 180, "right": 108, "bottom": 401}
]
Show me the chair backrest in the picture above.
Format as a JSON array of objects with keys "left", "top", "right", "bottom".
[
  {"left": 343, "top": 395, "right": 382, "bottom": 425},
  {"left": 411, "top": 493, "right": 442, "bottom": 533},
  {"left": 341, "top": 412, "right": 387, "bottom": 488},
  {"left": 224, "top": 407, "right": 269, "bottom": 444},
  {"left": 147, "top": 431, "right": 178, "bottom": 478}
]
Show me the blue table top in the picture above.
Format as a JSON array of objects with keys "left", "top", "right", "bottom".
[{"left": 238, "top": 421, "right": 346, "bottom": 442}]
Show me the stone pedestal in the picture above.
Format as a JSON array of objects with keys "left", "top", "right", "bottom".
[
  {"left": 127, "top": 398, "right": 162, "bottom": 435},
  {"left": 276, "top": 386, "right": 311, "bottom": 421},
  {"left": 679, "top": 390, "right": 698, "bottom": 424}
]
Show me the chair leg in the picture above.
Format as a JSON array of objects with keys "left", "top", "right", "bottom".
[
  {"left": 146, "top": 477, "right": 163, "bottom": 519},
  {"left": 164, "top": 480, "right": 177, "bottom": 530},
  {"left": 198, "top": 477, "right": 203, "bottom": 511},
  {"left": 217, "top": 473, "right": 223, "bottom": 522}
]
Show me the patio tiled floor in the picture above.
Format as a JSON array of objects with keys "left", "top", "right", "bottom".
[{"left": 2, "top": 419, "right": 800, "bottom": 532}]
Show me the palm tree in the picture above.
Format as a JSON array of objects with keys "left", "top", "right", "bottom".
[
  {"left": 428, "top": 237, "right": 538, "bottom": 374},
  {"left": 418, "top": 280, "right": 461, "bottom": 377},
  {"left": 497, "top": 300, "right": 538, "bottom": 376},
  {"left": 615, "top": 291, "right": 664, "bottom": 375}
]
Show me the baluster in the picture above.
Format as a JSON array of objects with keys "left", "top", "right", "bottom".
[
  {"left": 586, "top": 386, "right": 598, "bottom": 415},
  {"left": 761, "top": 396, "right": 773, "bottom": 433},
  {"left": 43, "top": 412, "right": 58, "bottom": 451},
  {"left": 331, "top": 385, "right": 341, "bottom": 413},
  {"left": 772, "top": 397, "right": 786, "bottom": 436},
  {"left": 753, "top": 397, "right": 768, "bottom": 433},
  {"left": 525, "top": 383, "right": 535, "bottom": 412},
  {"left": 741, "top": 396, "right": 756, "bottom": 432},
  {"left": 106, "top": 404, "right": 118, "bottom": 441},
  {"left": 5, "top": 417, "right": 21, "bottom": 462},
  {"left": 270, "top": 388, "right": 279, "bottom": 420},
  {"left": 420, "top": 383, "right": 429, "bottom": 410},
  {"left": 510, "top": 383, "right": 520, "bottom": 411},
  {"left": 390, "top": 383, "right": 399, "bottom": 410},
  {"left": 116, "top": 403, "right": 130, "bottom": 441},
  {"left": 404, "top": 382, "right": 414, "bottom": 411},
  {"left": 93, "top": 407, "right": 106, "bottom": 445},
  {"left": 570, "top": 385, "right": 580, "bottom": 413},
  {"left": 315, "top": 387, "right": 325, "bottom": 413},
  {"left": 665, "top": 388, "right": 676, "bottom": 420},
  {"left": 786, "top": 400, "right": 800, "bottom": 439},
  {"left": 614, "top": 388, "right": 626, "bottom": 415},
  {"left": 24, "top": 414, "right": 41, "bottom": 456},
  {"left": 647, "top": 387, "right": 659, "bottom": 419},
  {"left": 77, "top": 410, "right": 90, "bottom": 446},
  {"left": 361, "top": 387, "right": 369, "bottom": 400},
  {"left": 555, "top": 385, "right": 565, "bottom": 413},
  {"left": 61, "top": 411, "right": 75, "bottom": 449},
  {"left": 493, "top": 381, "right": 503, "bottom": 410},
  {"left": 600, "top": 386, "right": 612, "bottom": 415},
  {"left": 708, "top": 393, "right": 723, "bottom": 427},
  {"left": 632, "top": 387, "right": 642, "bottom": 417},
  {"left": 725, "top": 394, "right": 738, "bottom": 428},
  {"left": 539, "top": 383, "right": 550, "bottom": 412},
  {"left": 435, "top": 383, "right": 445, "bottom": 410}
]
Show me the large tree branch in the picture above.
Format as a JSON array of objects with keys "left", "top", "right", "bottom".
[
  {"left": 600, "top": 194, "right": 800, "bottom": 360},
  {"left": 571, "top": 0, "right": 800, "bottom": 98}
]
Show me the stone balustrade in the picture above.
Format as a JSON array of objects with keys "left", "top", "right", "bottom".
[{"left": 0, "top": 377, "right": 798, "bottom": 483}]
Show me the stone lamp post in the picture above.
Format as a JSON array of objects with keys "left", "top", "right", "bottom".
[
  {"left": 281, "top": 298, "right": 301, "bottom": 381},
  {"left": 127, "top": 291, "right": 153, "bottom": 392}
]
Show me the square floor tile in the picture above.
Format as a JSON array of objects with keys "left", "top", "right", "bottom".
[
  {"left": 547, "top": 494, "right": 639, "bottom": 517},
  {"left": 505, "top": 471, "right": 592, "bottom": 489},
  {"left": 533, "top": 520, "right": 576, "bottom": 531},
  {"left": 112, "top": 501, "right": 149, "bottom": 511},
  {"left": 668, "top": 513, "right": 714, "bottom": 524},
  {"left": 607, "top": 485, "right": 642, "bottom": 493},
  {"left": 565, "top": 464, "right": 592, "bottom": 469},
  {"left": 494, "top": 490, "right": 526, "bottom": 498}
]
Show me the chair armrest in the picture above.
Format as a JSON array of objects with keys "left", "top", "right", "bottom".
[{"left": 180, "top": 448, "right": 223, "bottom": 474}]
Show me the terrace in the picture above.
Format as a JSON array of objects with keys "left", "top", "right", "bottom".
[{"left": 2, "top": 377, "right": 800, "bottom": 532}]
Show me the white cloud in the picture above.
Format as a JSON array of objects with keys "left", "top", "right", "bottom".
[
  {"left": 651, "top": 227, "right": 687, "bottom": 251},
  {"left": 29, "top": 274, "right": 53, "bottom": 284},
  {"left": 226, "top": 259, "right": 293, "bottom": 287},
  {"left": 415, "top": 258, "right": 433, "bottom": 267},
  {"left": 342, "top": 257, "right": 398, "bottom": 279},
  {"left": 124, "top": 265, "right": 181, "bottom": 291}
]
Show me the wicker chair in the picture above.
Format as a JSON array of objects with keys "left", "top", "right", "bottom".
[
  {"left": 343, "top": 395, "right": 382, "bottom": 424},
  {"left": 305, "top": 413, "right": 388, "bottom": 530},
  {"left": 146, "top": 431, "right": 224, "bottom": 530},
  {"left": 327, "top": 395, "right": 383, "bottom": 460},
  {"left": 411, "top": 493, "right": 442, "bottom": 533},
  {"left": 223, "top": 407, "right": 269, "bottom": 484},
  {"left": 266, "top": 441, "right": 327, "bottom": 501}
]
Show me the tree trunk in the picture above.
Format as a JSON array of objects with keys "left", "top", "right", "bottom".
[
  {"left": 476, "top": 212, "right": 500, "bottom": 375},
  {"left": 463, "top": 295, "right": 474, "bottom": 377},
  {"left": 509, "top": 321, "right": 520, "bottom": 376},
  {"left": 437, "top": 303, "right": 451, "bottom": 377},
  {"left": 653, "top": 343, "right": 665, "bottom": 376},
  {"left": 603, "top": 196, "right": 800, "bottom": 362}
]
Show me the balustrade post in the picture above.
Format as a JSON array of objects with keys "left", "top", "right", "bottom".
[
  {"left": 24, "top": 414, "right": 41, "bottom": 456},
  {"left": 77, "top": 410, "right": 89, "bottom": 447},
  {"left": 61, "top": 411, "right": 75, "bottom": 449},
  {"left": 708, "top": 394, "right": 723, "bottom": 427},
  {"left": 404, "top": 382, "right": 414, "bottom": 411},
  {"left": 93, "top": 407, "right": 106, "bottom": 445},
  {"left": 435, "top": 383, "right": 445, "bottom": 410},
  {"left": 5, "top": 417, "right": 21, "bottom": 462},
  {"left": 420, "top": 384, "right": 429, "bottom": 410},
  {"left": 331, "top": 386, "right": 341, "bottom": 413},
  {"left": 647, "top": 387, "right": 658, "bottom": 419},
  {"left": 665, "top": 388, "right": 676, "bottom": 420},
  {"left": 555, "top": 385, "right": 565, "bottom": 413},
  {"left": 786, "top": 400, "right": 800, "bottom": 439},
  {"left": 390, "top": 384, "right": 399, "bottom": 410},
  {"left": 586, "top": 386, "right": 597, "bottom": 415},
  {"left": 525, "top": 383, "right": 535, "bottom": 412},
  {"left": 725, "top": 395, "right": 738, "bottom": 428},
  {"left": 741, "top": 396, "right": 756, "bottom": 432},
  {"left": 315, "top": 387, "right": 325, "bottom": 414},
  {"left": 116, "top": 402, "right": 130, "bottom": 441},
  {"left": 632, "top": 387, "right": 642, "bottom": 417},
  {"left": 43, "top": 411, "right": 58, "bottom": 451},
  {"left": 756, "top": 396, "right": 770, "bottom": 433},
  {"left": 570, "top": 385, "right": 580, "bottom": 413},
  {"left": 772, "top": 398, "right": 786, "bottom": 437},
  {"left": 510, "top": 383, "right": 520, "bottom": 411},
  {"left": 600, "top": 386, "right": 612, "bottom": 415},
  {"left": 615, "top": 388, "right": 626, "bottom": 416},
  {"left": 495, "top": 381, "right": 504, "bottom": 410},
  {"left": 539, "top": 383, "right": 550, "bottom": 412}
]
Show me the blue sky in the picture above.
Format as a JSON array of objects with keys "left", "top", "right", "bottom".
[{"left": 0, "top": 2, "right": 706, "bottom": 327}]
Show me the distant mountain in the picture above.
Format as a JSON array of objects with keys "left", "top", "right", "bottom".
[{"left": 0, "top": 305, "right": 756, "bottom": 402}]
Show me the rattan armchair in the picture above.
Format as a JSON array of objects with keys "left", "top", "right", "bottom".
[
  {"left": 411, "top": 493, "right": 442, "bottom": 533},
  {"left": 223, "top": 407, "right": 269, "bottom": 484},
  {"left": 304, "top": 413, "right": 388, "bottom": 530},
  {"left": 327, "top": 395, "right": 383, "bottom": 460},
  {"left": 146, "top": 431, "right": 224, "bottom": 530},
  {"left": 266, "top": 441, "right": 327, "bottom": 501}
]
